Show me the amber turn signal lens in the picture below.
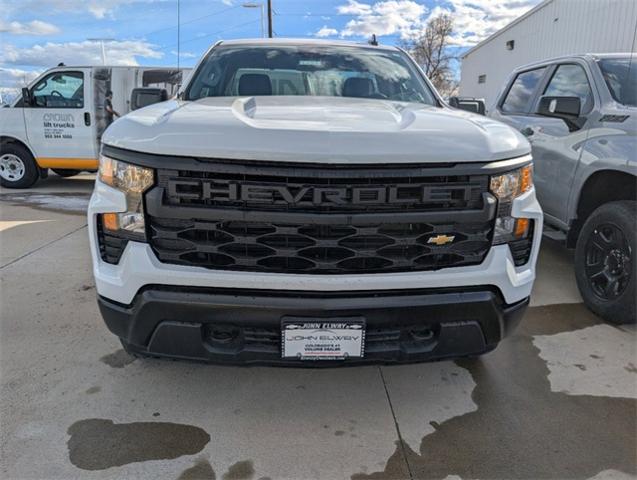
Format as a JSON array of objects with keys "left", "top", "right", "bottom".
[
  {"left": 519, "top": 165, "right": 533, "bottom": 195},
  {"left": 514, "top": 218, "right": 530, "bottom": 238},
  {"left": 102, "top": 213, "right": 119, "bottom": 231}
]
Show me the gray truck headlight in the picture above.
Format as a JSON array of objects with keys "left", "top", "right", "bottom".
[
  {"left": 97, "top": 154, "right": 154, "bottom": 240},
  {"left": 490, "top": 164, "right": 533, "bottom": 245}
]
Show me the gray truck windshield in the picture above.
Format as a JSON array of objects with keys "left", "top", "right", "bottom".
[
  {"left": 186, "top": 45, "right": 437, "bottom": 105},
  {"left": 598, "top": 57, "right": 637, "bottom": 107}
]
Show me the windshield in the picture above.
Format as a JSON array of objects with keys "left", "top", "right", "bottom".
[
  {"left": 185, "top": 45, "right": 437, "bottom": 105},
  {"left": 597, "top": 57, "right": 637, "bottom": 107}
]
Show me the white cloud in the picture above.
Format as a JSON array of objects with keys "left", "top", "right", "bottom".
[
  {"left": 325, "top": 0, "right": 540, "bottom": 45},
  {"left": 0, "top": 68, "right": 43, "bottom": 103},
  {"left": 170, "top": 50, "right": 198, "bottom": 58},
  {"left": 339, "top": 1, "right": 427, "bottom": 40},
  {"left": 221, "top": 0, "right": 234, "bottom": 5},
  {"left": 441, "top": 0, "right": 541, "bottom": 46},
  {"left": 1, "top": 40, "right": 163, "bottom": 67},
  {"left": 337, "top": 0, "right": 373, "bottom": 16},
  {"left": 4, "top": 0, "right": 161, "bottom": 19},
  {"left": 315, "top": 26, "right": 339, "bottom": 38},
  {"left": 0, "top": 20, "right": 60, "bottom": 36},
  {"left": 0, "top": 68, "right": 42, "bottom": 87}
]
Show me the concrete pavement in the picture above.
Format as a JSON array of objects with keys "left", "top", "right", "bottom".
[{"left": 1, "top": 174, "right": 635, "bottom": 480}]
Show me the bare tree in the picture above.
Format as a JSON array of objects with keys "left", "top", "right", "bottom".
[{"left": 402, "top": 13, "right": 458, "bottom": 96}]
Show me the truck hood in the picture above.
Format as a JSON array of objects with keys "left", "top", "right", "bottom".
[{"left": 103, "top": 96, "right": 530, "bottom": 164}]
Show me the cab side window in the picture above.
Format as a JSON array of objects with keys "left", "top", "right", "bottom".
[
  {"left": 543, "top": 64, "right": 593, "bottom": 113},
  {"left": 30, "top": 71, "right": 84, "bottom": 108},
  {"left": 501, "top": 67, "right": 546, "bottom": 114}
]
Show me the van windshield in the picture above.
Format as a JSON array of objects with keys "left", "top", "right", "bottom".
[
  {"left": 185, "top": 45, "right": 437, "bottom": 105},
  {"left": 597, "top": 57, "right": 637, "bottom": 107}
]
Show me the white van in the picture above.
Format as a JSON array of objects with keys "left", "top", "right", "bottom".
[{"left": 0, "top": 65, "right": 190, "bottom": 188}]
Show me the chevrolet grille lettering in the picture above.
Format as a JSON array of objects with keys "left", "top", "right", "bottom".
[{"left": 168, "top": 180, "right": 476, "bottom": 207}]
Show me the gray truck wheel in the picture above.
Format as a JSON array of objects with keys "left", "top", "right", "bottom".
[
  {"left": 0, "top": 143, "right": 39, "bottom": 189},
  {"left": 52, "top": 169, "right": 81, "bottom": 178},
  {"left": 575, "top": 201, "right": 636, "bottom": 324}
]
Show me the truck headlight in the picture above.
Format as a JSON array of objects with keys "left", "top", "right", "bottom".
[
  {"left": 97, "top": 154, "right": 154, "bottom": 241},
  {"left": 490, "top": 164, "right": 533, "bottom": 247}
]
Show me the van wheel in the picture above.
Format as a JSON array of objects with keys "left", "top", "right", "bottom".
[
  {"left": 52, "top": 169, "right": 81, "bottom": 178},
  {"left": 0, "top": 143, "right": 39, "bottom": 188},
  {"left": 574, "top": 201, "right": 636, "bottom": 324}
]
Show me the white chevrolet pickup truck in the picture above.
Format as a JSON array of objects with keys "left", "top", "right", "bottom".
[{"left": 88, "top": 39, "right": 542, "bottom": 365}]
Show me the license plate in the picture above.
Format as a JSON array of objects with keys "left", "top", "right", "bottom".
[{"left": 282, "top": 318, "right": 365, "bottom": 360}]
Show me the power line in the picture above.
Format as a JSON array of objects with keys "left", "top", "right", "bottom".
[
  {"left": 136, "top": 4, "right": 241, "bottom": 40},
  {"left": 160, "top": 19, "right": 261, "bottom": 50},
  {"left": 271, "top": 12, "right": 358, "bottom": 17}
]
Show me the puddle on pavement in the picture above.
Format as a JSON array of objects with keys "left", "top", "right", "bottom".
[
  {"left": 178, "top": 458, "right": 216, "bottom": 480},
  {"left": 100, "top": 349, "right": 135, "bottom": 368},
  {"left": 177, "top": 458, "right": 260, "bottom": 480},
  {"left": 0, "top": 192, "right": 90, "bottom": 214},
  {"left": 353, "top": 303, "right": 637, "bottom": 479},
  {"left": 223, "top": 460, "right": 255, "bottom": 480},
  {"left": 67, "top": 418, "right": 210, "bottom": 470}
]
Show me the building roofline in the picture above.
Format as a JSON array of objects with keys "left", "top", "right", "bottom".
[{"left": 461, "top": 0, "right": 555, "bottom": 59}]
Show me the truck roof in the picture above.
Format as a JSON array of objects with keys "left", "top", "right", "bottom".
[
  {"left": 42, "top": 65, "right": 188, "bottom": 70},
  {"left": 218, "top": 37, "right": 399, "bottom": 51},
  {"left": 511, "top": 52, "right": 635, "bottom": 72}
]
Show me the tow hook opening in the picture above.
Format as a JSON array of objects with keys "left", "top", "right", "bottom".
[
  {"left": 409, "top": 327, "right": 436, "bottom": 341},
  {"left": 205, "top": 324, "right": 240, "bottom": 345}
]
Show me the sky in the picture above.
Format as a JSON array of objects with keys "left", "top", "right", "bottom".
[{"left": 0, "top": 0, "right": 542, "bottom": 100}]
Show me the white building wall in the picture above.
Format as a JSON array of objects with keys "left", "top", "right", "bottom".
[{"left": 459, "top": 0, "right": 637, "bottom": 109}]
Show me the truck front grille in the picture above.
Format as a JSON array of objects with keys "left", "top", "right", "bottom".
[
  {"left": 148, "top": 217, "right": 493, "bottom": 274},
  {"left": 146, "top": 161, "right": 495, "bottom": 274}
]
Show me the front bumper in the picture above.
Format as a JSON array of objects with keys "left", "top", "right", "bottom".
[{"left": 100, "top": 286, "right": 529, "bottom": 366}]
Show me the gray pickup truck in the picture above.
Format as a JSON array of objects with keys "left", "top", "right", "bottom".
[{"left": 491, "top": 53, "right": 636, "bottom": 324}]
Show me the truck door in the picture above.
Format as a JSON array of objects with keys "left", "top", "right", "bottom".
[
  {"left": 491, "top": 67, "right": 550, "bottom": 206},
  {"left": 23, "top": 68, "right": 98, "bottom": 169},
  {"left": 525, "top": 63, "right": 595, "bottom": 224}
]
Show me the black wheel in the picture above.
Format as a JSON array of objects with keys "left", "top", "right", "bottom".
[
  {"left": 0, "top": 143, "right": 39, "bottom": 188},
  {"left": 52, "top": 168, "right": 81, "bottom": 178},
  {"left": 575, "top": 201, "right": 636, "bottom": 324}
]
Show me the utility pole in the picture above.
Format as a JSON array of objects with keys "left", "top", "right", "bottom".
[
  {"left": 177, "top": 0, "right": 181, "bottom": 69},
  {"left": 242, "top": 3, "right": 265, "bottom": 38},
  {"left": 87, "top": 38, "right": 115, "bottom": 65},
  {"left": 267, "top": 0, "right": 273, "bottom": 38}
]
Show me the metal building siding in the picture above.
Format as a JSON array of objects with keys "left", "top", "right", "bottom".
[{"left": 459, "top": 0, "right": 637, "bottom": 108}]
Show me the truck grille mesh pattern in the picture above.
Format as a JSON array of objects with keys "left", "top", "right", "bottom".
[{"left": 147, "top": 163, "right": 494, "bottom": 274}]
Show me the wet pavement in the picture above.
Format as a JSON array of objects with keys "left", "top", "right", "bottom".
[{"left": 1, "top": 174, "right": 635, "bottom": 480}]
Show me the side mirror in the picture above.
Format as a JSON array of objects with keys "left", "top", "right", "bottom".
[
  {"left": 537, "top": 96, "right": 580, "bottom": 119},
  {"left": 130, "top": 87, "right": 168, "bottom": 111},
  {"left": 536, "top": 96, "right": 582, "bottom": 131},
  {"left": 448, "top": 96, "right": 486, "bottom": 115},
  {"left": 21, "top": 87, "right": 33, "bottom": 107}
]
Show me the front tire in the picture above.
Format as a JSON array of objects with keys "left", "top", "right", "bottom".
[
  {"left": 0, "top": 143, "right": 39, "bottom": 189},
  {"left": 575, "top": 201, "right": 636, "bottom": 324},
  {"left": 52, "top": 168, "right": 81, "bottom": 178}
]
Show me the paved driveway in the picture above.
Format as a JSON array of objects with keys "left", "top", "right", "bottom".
[{"left": 1, "top": 174, "right": 635, "bottom": 480}]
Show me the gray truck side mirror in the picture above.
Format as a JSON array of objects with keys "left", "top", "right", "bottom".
[
  {"left": 537, "top": 96, "right": 582, "bottom": 131},
  {"left": 537, "top": 96, "right": 580, "bottom": 119},
  {"left": 130, "top": 87, "right": 168, "bottom": 111},
  {"left": 449, "top": 96, "right": 486, "bottom": 115}
]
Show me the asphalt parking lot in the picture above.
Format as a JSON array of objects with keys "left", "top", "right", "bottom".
[{"left": 1, "top": 174, "right": 636, "bottom": 480}]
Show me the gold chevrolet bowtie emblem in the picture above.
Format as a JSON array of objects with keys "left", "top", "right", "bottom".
[{"left": 427, "top": 234, "right": 455, "bottom": 246}]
